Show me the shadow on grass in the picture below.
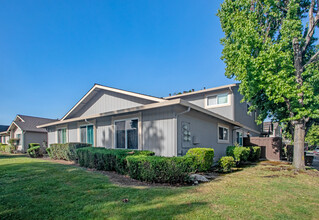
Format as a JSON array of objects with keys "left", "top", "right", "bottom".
[
  {"left": 0, "top": 154, "right": 27, "bottom": 159},
  {"left": 0, "top": 155, "right": 207, "bottom": 219}
]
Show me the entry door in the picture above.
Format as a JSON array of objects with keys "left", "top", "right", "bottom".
[{"left": 181, "top": 122, "right": 192, "bottom": 155}]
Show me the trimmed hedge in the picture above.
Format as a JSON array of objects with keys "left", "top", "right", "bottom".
[
  {"left": 76, "top": 147, "right": 155, "bottom": 174},
  {"left": 29, "top": 143, "right": 40, "bottom": 148},
  {"left": 227, "top": 146, "right": 261, "bottom": 164},
  {"left": 27, "top": 146, "right": 41, "bottom": 158},
  {"left": 248, "top": 146, "right": 261, "bottom": 161},
  {"left": 49, "top": 143, "right": 92, "bottom": 161},
  {"left": 126, "top": 155, "right": 194, "bottom": 183},
  {"left": 186, "top": 148, "right": 214, "bottom": 172}
]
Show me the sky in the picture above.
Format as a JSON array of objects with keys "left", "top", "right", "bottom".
[{"left": 0, "top": 0, "right": 235, "bottom": 125}]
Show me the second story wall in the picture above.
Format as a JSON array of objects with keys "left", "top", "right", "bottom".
[
  {"left": 174, "top": 89, "right": 234, "bottom": 120},
  {"left": 233, "top": 87, "right": 261, "bottom": 133}
]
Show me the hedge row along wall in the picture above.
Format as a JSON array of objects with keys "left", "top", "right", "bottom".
[{"left": 48, "top": 143, "right": 92, "bottom": 161}]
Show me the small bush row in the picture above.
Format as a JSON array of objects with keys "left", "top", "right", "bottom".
[
  {"left": 48, "top": 143, "right": 92, "bottom": 161},
  {"left": 76, "top": 147, "right": 155, "bottom": 174},
  {"left": 76, "top": 147, "right": 215, "bottom": 183},
  {"left": 226, "top": 146, "right": 261, "bottom": 163},
  {"left": 126, "top": 155, "right": 196, "bottom": 184}
]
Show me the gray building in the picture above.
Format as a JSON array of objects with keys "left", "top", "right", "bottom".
[
  {"left": 39, "top": 83, "right": 262, "bottom": 159},
  {"left": 2, "top": 115, "right": 57, "bottom": 152}
]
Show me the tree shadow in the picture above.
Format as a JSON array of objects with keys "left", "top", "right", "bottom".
[
  {"left": 0, "top": 154, "right": 27, "bottom": 159},
  {"left": 0, "top": 156, "right": 207, "bottom": 219}
]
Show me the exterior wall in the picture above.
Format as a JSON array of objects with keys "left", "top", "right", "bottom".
[
  {"left": 244, "top": 137, "right": 282, "bottom": 161},
  {"left": 178, "top": 89, "right": 234, "bottom": 120},
  {"left": 177, "top": 109, "right": 235, "bottom": 160},
  {"left": 47, "top": 127, "right": 57, "bottom": 146},
  {"left": 233, "top": 87, "right": 261, "bottom": 134},
  {"left": 24, "top": 132, "right": 48, "bottom": 152},
  {"left": 142, "top": 106, "right": 176, "bottom": 157},
  {"left": 68, "top": 122, "right": 78, "bottom": 142},
  {"left": 0, "top": 135, "right": 9, "bottom": 144},
  {"left": 68, "top": 90, "right": 155, "bottom": 118},
  {"left": 96, "top": 117, "right": 112, "bottom": 148},
  {"left": 12, "top": 127, "right": 23, "bottom": 151}
]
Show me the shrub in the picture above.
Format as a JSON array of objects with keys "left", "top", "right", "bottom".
[
  {"left": 49, "top": 143, "right": 92, "bottom": 161},
  {"left": 218, "top": 156, "right": 235, "bottom": 172},
  {"left": 126, "top": 155, "right": 194, "bottom": 183},
  {"left": 227, "top": 146, "right": 250, "bottom": 163},
  {"left": 0, "top": 144, "right": 14, "bottom": 153},
  {"left": 27, "top": 146, "right": 42, "bottom": 158},
  {"left": 28, "top": 143, "right": 40, "bottom": 148},
  {"left": 248, "top": 146, "right": 261, "bottom": 161},
  {"left": 186, "top": 148, "right": 214, "bottom": 172},
  {"left": 76, "top": 147, "right": 155, "bottom": 174}
]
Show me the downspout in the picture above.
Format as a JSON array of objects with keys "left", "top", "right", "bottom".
[{"left": 175, "top": 107, "right": 191, "bottom": 156}]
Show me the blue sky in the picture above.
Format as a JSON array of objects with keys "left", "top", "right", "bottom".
[{"left": 0, "top": 0, "right": 234, "bottom": 125}]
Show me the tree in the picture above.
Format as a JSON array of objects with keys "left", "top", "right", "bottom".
[
  {"left": 218, "top": 0, "right": 319, "bottom": 170},
  {"left": 305, "top": 123, "right": 319, "bottom": 146}
]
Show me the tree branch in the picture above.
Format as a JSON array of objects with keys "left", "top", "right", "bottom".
[
  {"left": 303, "top": 50, "right": 319, "bottom": 68},
  {"left": 302, "top": 0, "right": 318, "bottom": 54}
]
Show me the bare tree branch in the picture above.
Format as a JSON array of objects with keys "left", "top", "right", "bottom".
[
  {"left": 303, "top": 50, "right": 319, "bottom": 68},
  {"left": 302, "top": 0, "right": 319, "bottom": 54}
]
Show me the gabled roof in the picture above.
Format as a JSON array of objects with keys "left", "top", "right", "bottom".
[
  {"left": 164, "top": 83, "right": 239, "bottom": 99},
  {"left": 38, "top": 99, "right": 243, "bottom": 128},
  {"left": 61, "top": 84, "right": 165, "bottom": 121},
  {"left": 8, "top": 115, "right": 58, "bottom": 133}
]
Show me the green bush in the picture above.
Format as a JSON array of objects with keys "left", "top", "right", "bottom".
[
  {"left": 227, "top": 146, "right": 250, "bottom": 163},
  {"left": 126, "top": 155, "right": 194, "bottom": 183},
  {"left": 218, "top": 156, "right": 235, "bottom": 172},
  {"left": 28, "top": 143, "right": 40, "bottom": 148},
  {"left": 76, "top": 147, "right": 155, "bottom": 174},
  {"left": 248, "top": 146, "right": 261, "bottom": 161},
  {"left": 0, "top": 144, "right": 14, "bottom": 153},
  {"left": 186, "top": 148, "right": 214, "bottom": 172},
  {"left": 27, "top": 146, "right": 42, "bottom": 158},
  {"left": 49, "top": 143, "right": 92, "bottom": 161}
]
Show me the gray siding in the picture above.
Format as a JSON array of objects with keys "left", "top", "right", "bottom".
[
  {"left": 142, "top": 106, "right": 176, "bottom": 157},
  {"left": 96, "top": 117, "right": 112, "bottom": 148},
  {"left": 68, "top": 122, "right": 78, "bottom": 142},
  {"left": 68, "top": 90, "right": 155, "bottom": 118},
  {"left": 177, "top": 89, "right": 234, "bottom": 120},
  {"left": 24, "top": 132, "right": 48, "bottom": 153},
  {"left": 233, "top": 87, "right": 261, "bottom": 134},
  {"left": 47, "top": 127, "right": 56, "bottom": 146},
  {"left": 178, "top": 109, "right": 235, "bottom": 160}
]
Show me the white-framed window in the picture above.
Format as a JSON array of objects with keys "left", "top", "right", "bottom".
[
  {"left": 207, "top": 93, "right": 229, "bottom": 107},
  {"left": 218, "top": 125, "right": 229, "bottom": 143},
  {"left": 57, "top": 128, "right": 67, "bottom": 144},
  {"left": 236, "top": 131, "right": 243, "bottom": 146},
  {"left": 114, "top": 118, "right": 138, "bottom": 149},
  {"left": 80, "top": 125, "right": 94, "bottom": 145}
]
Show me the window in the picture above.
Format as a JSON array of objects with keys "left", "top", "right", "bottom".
[
  {"left": 16, "top": 134, "right": 21, "bottom": 145},
  {"left": 115, "top": 119, "right": 138, "bottom": 149},
  {"left": 236, "top": 131, "right": 243, "bottom": 146},
  {"left": 80, "top": 125, "right": 94, "bottom": 145},
  {"left": 58, "top": 128, "right": 67, "bottom": 144},
  {"left": 218, "top": 125, "right": 229, "bottom": 142},
  {"left": 207, "top": 93, "right": 229, "bottom": 107}
]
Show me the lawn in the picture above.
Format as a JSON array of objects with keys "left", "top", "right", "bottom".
[{"left": 0, "top": 154, "right": 319, "bottom": 220}]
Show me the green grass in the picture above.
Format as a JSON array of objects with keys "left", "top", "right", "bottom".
[{"left": 0, "top": 154, "right": 319, "bottom": 220}]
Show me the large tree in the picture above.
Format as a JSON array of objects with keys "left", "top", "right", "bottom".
[{"left": 218, "top": 0, "right": 319, "bottom": 169}]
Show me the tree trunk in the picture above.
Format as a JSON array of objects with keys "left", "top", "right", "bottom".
[{"left": 293, "top": 123, "right": 306, "bottom": 170}]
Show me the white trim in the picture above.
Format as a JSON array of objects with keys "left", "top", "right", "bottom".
[
  {"left": 113, "top": 117, "right": 139, "bottom": 150},
  {"left": 38, "top": 99, "right": 243, "bottom": 128},
  {"left": 205, "top": 92, "right": 231, "bottom": 109},
  {"left": 218, "top": 123, "right": 230, "bottom": 144},
  {"left": 57, "top": 127, "right": 68, "bottom": 144},
  {"left": 61, "top": 84, "right": 164, "bottom": 121},
  {"left": 165, "top": 83, "right": 238, "bottom": 99}
]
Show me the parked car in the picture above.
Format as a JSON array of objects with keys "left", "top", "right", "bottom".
[{"left": 314, "top": 147, "right": 319, "bottom": 155}]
